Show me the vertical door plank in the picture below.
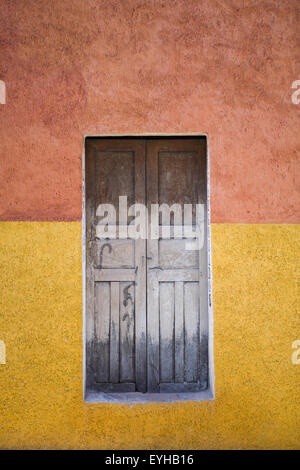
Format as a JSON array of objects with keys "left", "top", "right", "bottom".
[
  {"left": 147, "top": 272, "right": 160, "bottom": 392},
  {"left": 199, "top": 237, "right": 209, "bottom": 389},
  {"left": 134, "top": 141, "right": 147, "bottom": 392},
  {"left": 160, "top": 282, "right": 175, "bottom": 383},
  {"left": 120, "top": 281, "right": 135, "bottom": 382},
  {"left": 184, "top": 282, "right": 199, "bottom": 383},
  {"left": 175, "top": 281, "right": 184, "bottom": 383},
  {"left": 135, "top": 237, "right": 146, "bottom": 391},
  {"left": 110, "top": 282, "right": 120, "bottom": 383},
  {"left": 94, "top": 282, "right": 110, "bottom": 383},
  {"left": 146, "top": 141, "right": 160, "bottom": 392}
]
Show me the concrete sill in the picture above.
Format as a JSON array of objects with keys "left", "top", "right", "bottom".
[{"left": 84, "top": 388, "right": 214, "bottom": 404}]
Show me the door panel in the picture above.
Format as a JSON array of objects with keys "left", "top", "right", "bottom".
[
  {"left": 94, "top": 239, "right": 135, "bottom": 268},
  {"left": 94, "top": 150, "right": 135, "bottom": 223},
  {"left": 158, "top": 239, "right": 199, "bottom": 268},
  {"left": 86, "top": 139, "right": 146, "bottom": 393},
  {"left": 146, "top": 140, "right": 208, "bottom": 393},
  {"left": 158, "top": 151, "right": 200, "bottom": 224}
]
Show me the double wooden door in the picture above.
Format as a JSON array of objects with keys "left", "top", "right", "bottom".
[{"left": 85, "top": 138, "right": 208, "bottom": 394}]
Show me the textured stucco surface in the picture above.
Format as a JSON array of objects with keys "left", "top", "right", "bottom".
[
  {"left": 0, "top": 222, "right": 299, "bottom": 449},
  {"left": 0, "top": 0, "right": 299, "bottom": 222}
]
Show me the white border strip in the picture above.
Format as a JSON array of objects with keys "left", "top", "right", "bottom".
[
  {"left": 82, "top": 133, "right": 214, "bottom": 401},
  {"left": 206, "top": 135, "right": 215, "bottom": 397}
]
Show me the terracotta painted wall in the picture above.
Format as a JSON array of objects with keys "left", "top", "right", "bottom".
[{"left": 0, "top": 0, "right": 299, "bottom": 449}]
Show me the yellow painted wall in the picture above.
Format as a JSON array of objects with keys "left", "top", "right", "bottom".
[{"left": 0, "top": 222, "right": 299, "bottom": 449}]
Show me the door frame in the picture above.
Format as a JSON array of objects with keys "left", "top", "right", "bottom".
[{"left": 82, "top": 134, "right": 214, "bottom": 403}]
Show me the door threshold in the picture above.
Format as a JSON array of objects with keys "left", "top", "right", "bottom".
[{"left": 84, "top": 389, "right": 214, "bottom": 404}]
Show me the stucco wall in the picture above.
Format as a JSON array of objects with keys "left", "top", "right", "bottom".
[
  {"left": 0, "top": 0, "right": 299, "bottom": 223},
  {"left": 0, "top": 0, "right": 299, "bottom": 449},
  {"left": 0, "top": 222, "right": 299, "bottom": 449}
]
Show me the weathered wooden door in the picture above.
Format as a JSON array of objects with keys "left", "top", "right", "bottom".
[
  {"left": 85, "top": 138, "right": 208, "bottom": 394},
  {"left": 85, "top": 139, "right": 147, "bottom": 393},
  {"left": 146, "top": 140, "right": 208, "bottom": 392}
]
